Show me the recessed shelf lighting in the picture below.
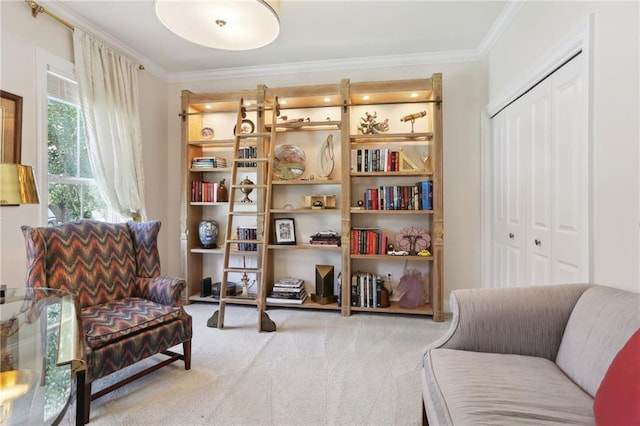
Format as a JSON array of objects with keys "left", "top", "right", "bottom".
[
  {"left": 205, "top": 104, "right": 213, "bottom": 109},
  {"left": 280, "top": 99, "right": 287, "bottom": 105},
  {"left": 410, "top": 93, "right": 418, "bottom": 98},
  {"left": 323, "top": 97, "right": 331, "bottom": 103},
  {"left": 362, "top": 95, "right": 370, "bottom": 101}
]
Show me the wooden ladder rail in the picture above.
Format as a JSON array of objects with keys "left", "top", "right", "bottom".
[{"left": 212, "top": 97, "right": 279, "bottom": 331}]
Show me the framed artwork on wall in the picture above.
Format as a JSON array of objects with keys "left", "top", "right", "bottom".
[
  {"left": 0, "top": 90, "right": 23, "bottom": 164},
  {"left": 274, "top": 217, "right": 296, "bottom": 245}
]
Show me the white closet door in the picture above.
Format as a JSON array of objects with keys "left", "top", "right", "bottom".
[
  {"left": 491, "top": 97, "right": 527, "bottom": 286},
  {"left": 489, "top": 53, "right": 588, "bottom": 288},
  {"left": 526, "top": 79, "right": 553, "bottom": 284},
  {"left": 550, "top": 55, "right": 588, "bottom": 283}
]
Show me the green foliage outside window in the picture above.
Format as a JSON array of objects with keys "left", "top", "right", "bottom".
[{"left": 47, "top": 98, "right": 107, "bottom": 224}]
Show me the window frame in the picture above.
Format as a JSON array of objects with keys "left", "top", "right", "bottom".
[{"left": 36, "top": 48, "right": 117, "bottom": 226}]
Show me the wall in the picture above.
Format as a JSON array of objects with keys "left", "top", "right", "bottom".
[
  {"left": 485, "top": 1, "right": 640, "bottom": 292},
  {"left": 166, "top": 63, "right": 487, "bottom": 304},
  {"left": 0, "top": 1, "right": 70, "bottom": 286},
  {"left": 0, "top": 1, "right": 172, "bottom": 285}
]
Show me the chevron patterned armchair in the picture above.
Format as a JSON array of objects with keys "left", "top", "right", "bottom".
[{"left": 21, "top": 220, "right": 192, "bottom": 424}]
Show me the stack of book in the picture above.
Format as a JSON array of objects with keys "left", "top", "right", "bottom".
[
  {"left": 309, "top": 231, "right": 341, "bottom": 246},
  {"left": 191, "top": 156, "right": 227, "bottom": 169},
  {"left": 266, "top": 277, "right": 307, "bottom": 305}
]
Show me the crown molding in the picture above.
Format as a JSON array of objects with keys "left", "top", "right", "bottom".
[
  {"left": 167, "top": 49, "right": 483, "bottom": 83},
  {"left": 477, "top": 0, "right": 525, "bottom": 58}
]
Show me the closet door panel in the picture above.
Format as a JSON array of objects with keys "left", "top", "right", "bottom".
[
  {"left": 526, "top": 79, "right": 553, "bottom": 284},
  {"left": 551, "top": 55, "right": 588, "bottom": 283},
  {"left": 505, "top": 101, "right": 527, "bottom": 286},
  {"left": 491, "top": 112, "right": 508, "bottom": 286}
]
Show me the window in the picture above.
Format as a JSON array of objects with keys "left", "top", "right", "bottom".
[{"left": 45, "top": 69, "right": 120, "bottom": 225}]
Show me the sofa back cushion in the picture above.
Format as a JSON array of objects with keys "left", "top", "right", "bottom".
[
  {"left": 556, "top": 286, "right": 639, "bottom": 397},
  {"left": 22, "top": 220, "right": 137, "bottom": 308}
]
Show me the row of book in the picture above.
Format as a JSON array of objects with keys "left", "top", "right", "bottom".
[
  {"left": 236, "top": 226, "right": 258, "bottom": 251},
  {"left": 266, "top": 277, "right": 307, "bottom": 305},
  {"left": 238, "top": 146, "right": 258, "bottom": 167},
  {"left": 191, "top": 156, "right": 227, "bottom": 169},
  {"left": 191, "top": 181, "right": 223, "bottom": 203},
  {"left": 350, "top": 148, "right": 416, "bottom": 172},
  {"left": 350, "top": 228, "right": 388, "bottom": 255},
  {"left": 350, "top": 272, "right": 387, "bottom": 308},
  {"left": 360, "top": 181, "right": 432, "bottom": 211}
]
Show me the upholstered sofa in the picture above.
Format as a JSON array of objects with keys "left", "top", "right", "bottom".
[
  {"left": 22, "top": 220, "right": 192, "bottom": 423},
  {"left": 421, "top": 284, "right": 639, "bottom": 425}
]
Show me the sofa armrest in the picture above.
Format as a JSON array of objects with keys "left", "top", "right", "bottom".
[
  {"left": 424, "top": 284, "right": 594, "bottom": 361},
  {"left": 135, "top": 276, "right": 186, "bottom": 307}
]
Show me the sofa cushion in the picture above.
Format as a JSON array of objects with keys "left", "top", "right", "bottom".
[
  {"left": 423, "top": 348, "right": 594, "bottom": 425},
  {"left": 556, "top": 286, "right": 639, "bottom": 397},
  {"left": 593, "top": 329, "right": 640, "bottom": 425},
  {"left": 82, "top": 297, "right": 183, "bottom": 349}
]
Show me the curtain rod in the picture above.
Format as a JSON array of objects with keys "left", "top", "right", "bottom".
[{"left": 25, "top": 0, "right": 145, "bottom": 70}]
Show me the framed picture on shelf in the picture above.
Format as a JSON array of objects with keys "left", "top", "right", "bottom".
[
  {"left": 274, "top": 217, "right": 296, "bottom": 245},
  {"left": 1, "top": 90, "right": 23, "bottom": 163}
]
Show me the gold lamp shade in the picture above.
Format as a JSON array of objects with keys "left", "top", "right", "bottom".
[{"left": 0, "top": 164, "right": 40, "bottom": 205}]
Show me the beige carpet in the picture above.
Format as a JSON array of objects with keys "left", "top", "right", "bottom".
[{"left": 73, "top": 303, "right": 450, "bottom": 425}]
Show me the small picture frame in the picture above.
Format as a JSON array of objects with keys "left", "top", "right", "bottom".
[
  {"left": 1, "top": 90, "right": 23, "bottom": 163},
  {"left": 274, "top": 217, "right": 296, "bottom": 245}
]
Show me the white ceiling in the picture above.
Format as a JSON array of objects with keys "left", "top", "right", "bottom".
[{"left": 43, "top": 0, "right": 512, "bottom": 81}]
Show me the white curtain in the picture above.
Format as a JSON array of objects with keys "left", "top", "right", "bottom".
[{"left": 73, "top": 29, "right": 147, "bottom": 221}]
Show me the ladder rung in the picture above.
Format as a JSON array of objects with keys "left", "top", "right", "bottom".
[
  {"left": 224, "top": 267, "right": 263, "bottom": 273},
  {"left": 238, "top": 132, "right": 271, "bottom": 138},
  {"left": 220, "top": 296, "right": 258, "bottom": 305},
  {"left": 229, "top": 211, "right": 266, "bottom": 217},
  {"left": 231, "top": 184, "right": 268, "bottom": 189},
  {"left": 226, "top": 239, "right": 263, "bottom": 244},
  {"left": 232, "top": 157, "right": 269, "bottom": 163},
  {"left": 242, "top": 103, "right": 275, "bottom": 111}
]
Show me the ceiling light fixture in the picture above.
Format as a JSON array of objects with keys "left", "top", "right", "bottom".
[{"left": 155, "top": 0, "right": 280, "bottom": 51}]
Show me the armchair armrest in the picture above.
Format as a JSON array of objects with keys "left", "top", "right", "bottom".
[
  {"left": 135, "top": 276, "right": 186, "bottom": 307},
  {"left": 424, "top": 284, "right": 593, "bottom": 361}
]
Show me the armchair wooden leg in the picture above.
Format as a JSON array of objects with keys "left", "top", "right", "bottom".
[
  {"left": 183, "top": 340, "right": 192, "bottom": 370},
  {"left": 84, "top": 382, "right": 92, "bottom": 424},
  {"left": 75, "top": 371, "right": 86, "bottom": 426}
]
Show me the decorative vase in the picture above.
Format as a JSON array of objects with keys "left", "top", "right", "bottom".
[
  {"left": 198, "top": 220, "right": 219, "bottom": 249},
  {"left": 217, "top": 179, "right": 228, "bottom": 202}
]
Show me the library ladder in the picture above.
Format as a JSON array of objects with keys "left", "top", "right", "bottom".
[{"left": 210, "top": 97, "right": 279, "bottom": 332}]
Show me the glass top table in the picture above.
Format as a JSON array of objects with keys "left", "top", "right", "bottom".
[{"left": 1, "top": 287, "right": 85, "bottom": 425}]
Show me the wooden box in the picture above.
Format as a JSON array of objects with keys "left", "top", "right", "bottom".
[{"left": 303, "top": 194, "right": 336, "bottom": 209}]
